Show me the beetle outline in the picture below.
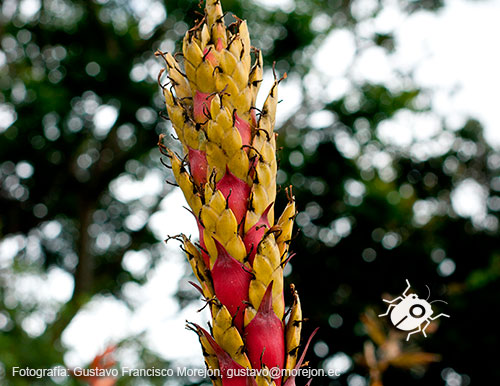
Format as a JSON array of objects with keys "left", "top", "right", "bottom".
[{"left": 378, "top": 279, "right": 450, "bottom": 341}]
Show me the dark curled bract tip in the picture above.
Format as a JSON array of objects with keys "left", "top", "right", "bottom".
[{"left": 164, "top": 234, "right": 184, "bottom": 244}]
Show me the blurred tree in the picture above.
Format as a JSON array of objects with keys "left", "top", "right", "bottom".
[
  {"left": 2, "top": 0, "right": 497, "bottom": 385},
  {"left": 278, "top": 87, "right": 500, "bottom": 385}
]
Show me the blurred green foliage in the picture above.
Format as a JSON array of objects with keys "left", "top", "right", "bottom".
[{"left": 1, "top": 0, "right": 498, "bottom": 385}]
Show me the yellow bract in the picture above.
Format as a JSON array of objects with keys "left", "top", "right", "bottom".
[{"left": 284, "top": 285, "right": 303, "bottom": 374}]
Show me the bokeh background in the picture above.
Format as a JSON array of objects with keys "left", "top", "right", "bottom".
[{"left": 1, "top": 0, "right": 499, "bottom": 385}]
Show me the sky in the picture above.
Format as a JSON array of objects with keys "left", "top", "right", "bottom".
[{"left": 1, "top": 0, "right": 499, "bottom": 382}]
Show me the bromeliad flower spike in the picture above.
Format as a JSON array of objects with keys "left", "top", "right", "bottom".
[{"left": 156, "top": 1, "right": 315, "bottom": 385}]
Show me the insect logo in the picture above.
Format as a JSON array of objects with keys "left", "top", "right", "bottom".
[{"left": 378, "top": 279, "right": 450, "bottom": 341}]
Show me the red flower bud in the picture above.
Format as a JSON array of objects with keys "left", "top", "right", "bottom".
[
  {"left": 217, "top": 168, "right": 251, "bottom": 225},
  {"left": 211, "top": 239, "right": 252, "bottom": 331},
  {"left": 188, "top": 147, "right": 208, "bottom": 186},
  {"left": 197, "top": 325, "right": 249, "bottom": 386},
  {"left": 243, "top": 204, "right": 272, "bottom": 265},
  {"left": 244, "top": 282, "right": 284, "bottom": 386}
]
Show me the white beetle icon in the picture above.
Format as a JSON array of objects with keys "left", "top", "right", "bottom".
[{"left": 378, "top": 279, "right": 450, "bottom": 341}]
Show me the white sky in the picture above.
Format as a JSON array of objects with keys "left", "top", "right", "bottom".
[
  {"left": 1, "top": 0, "right": 499, "bottom": 377},
  {"left": 260, "top": 0, "right": 500, "bottom": 149},
  {"left": 394, "top": 0, "right": 500, "bottom": 148}
]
